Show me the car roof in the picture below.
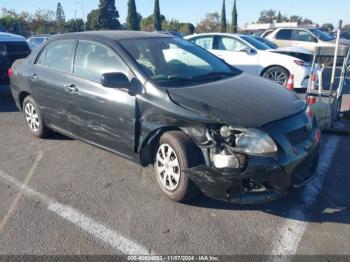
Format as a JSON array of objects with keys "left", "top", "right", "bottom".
[
  {"left": 51, "top": 30, "right": 172, "bottom": 42},
  {"left": 186, "top": 33, "right": 243, "bottom": 39}
]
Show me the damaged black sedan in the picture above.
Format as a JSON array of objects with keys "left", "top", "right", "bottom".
[{"left": 9, "top": 31, "right": 320, "bottom": 204}]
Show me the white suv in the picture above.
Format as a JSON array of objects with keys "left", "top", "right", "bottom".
[
  {"left": 262, "top": 27, "right": 350, "bottom": 65},
  {"left": 186, "top": 33, "right": 311, "bottom": 89}
]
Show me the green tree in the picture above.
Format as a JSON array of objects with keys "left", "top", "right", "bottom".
[
  {"left": 64, "top": 18, "right": 85, "bottom": 32},
  {"left": 97, "top": 0, "right": 121, "bottom": 30},
  {"left": 126, "top": 0, "right": 140, "bottom": 30},
  {"left": 231, "top": 0, "right": 238, "bottom": 33},
  {"left": 56, "top": 2, "right": 65, "bottom": 33},
  {"left": 343, "top": 24, "right": 350, "bottom": 32},
  {"left": 276, "top": 11, "right": 282, "bottom": 23},
  {"left": 257, "top": 9, "right": 275, "bottom": 23},
  {"left": 321, "top": 23, "right": 334, "bottom": 32},
  {"left": 87, "top": 9, "right": 100, "bottom": 30},
  {"left": 220, "top": 0, "right": 227, "bottom": 32},
  {"left": 196, "top": 12, "right": 221, "bottom": 33},
  {"left": 153, "top": 0, "right": 161, "bottom": 31}
]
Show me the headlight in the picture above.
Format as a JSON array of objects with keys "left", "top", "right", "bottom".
[{"left": 220, "top": 127, "right": 278, "bottom": 155}]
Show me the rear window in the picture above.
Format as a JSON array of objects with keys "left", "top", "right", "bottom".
[
  {"left": 276, "top": 29, "right": 293, "bottom": 40},
  {"left": 43, "top": 40, "right": 76, "bottom": 73},
  {"left": 191, "top": 37, "right": 214, "bottom": 50}
]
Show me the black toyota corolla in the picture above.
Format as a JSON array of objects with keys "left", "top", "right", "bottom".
[{"left": 9, "top": 31, "right": 320, "bottom": 204}]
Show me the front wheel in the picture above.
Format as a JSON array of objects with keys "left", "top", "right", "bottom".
[
  {"left": 154, "top": 131, "right": 202, "bottom": 202},
  {"left": 262, "top": 66, "right": 290, "bottom": 86}
]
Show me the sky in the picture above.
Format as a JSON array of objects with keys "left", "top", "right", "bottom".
[{"left": 0, "top": 0, "right": 349, "bottom": 27}]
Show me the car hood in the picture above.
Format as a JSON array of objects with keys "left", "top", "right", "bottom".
[
  {"left": 0, "top": 32, "right": 26, "bottom": 42},
  {"left": 272, "top": 46, "right": 313, "bottom": 55},
  {"left": 167, "top": 73, "right": 306, "bottom": 128}
]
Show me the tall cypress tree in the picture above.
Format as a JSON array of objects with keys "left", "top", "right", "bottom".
[
  {"left": 231, "top": 0, "right": 238, "bottom": 33},
  {"left": 220, "top": 0, "right": 227, "bottom": 32},
  {"left": 56, "top": 2, "right": 65, "bottom": 33},
  {"left": 98, "top": 0, "right": 121, "bottom": 30},
  {"left": 153, "top": 0, "right": 161, "bottom": 31},
  {"left": 127, "top": 0, "right": 140, "bottom": 30}
]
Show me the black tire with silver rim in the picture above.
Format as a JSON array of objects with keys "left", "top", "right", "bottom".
[
  {"left": 154, "top": 131, "right": 202, "bottom": 202},
  {"left": 262, "top": 66, "right": 290, "bottom": 86},
  {"left": 23, "top": 96, "right": 49, "bottom": 138}
]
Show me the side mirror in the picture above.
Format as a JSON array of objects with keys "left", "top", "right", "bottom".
[
  {"left": 240, "top": 46, "right": 256, "bottom": 55},
  {"left": 101, "top": 72, "right": 130, "bottom": 88}
]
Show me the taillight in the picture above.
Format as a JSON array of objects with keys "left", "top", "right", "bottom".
[
  {"left": 8, "top": 68, "right": 12, "bottom": 78},
  {"left": 294, "top": 60, "right": 305, "bottom": 66}
]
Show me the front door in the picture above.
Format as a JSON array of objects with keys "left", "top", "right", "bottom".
[
  {"left": 67, "top": 40, "right": 136, "bottom": 158},
  {"left": 211, "top": 36, "right": 259, "bottom": 75}
]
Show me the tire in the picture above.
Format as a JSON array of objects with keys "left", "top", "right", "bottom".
[
  {"left": 262, "top": 66, "right": 290, "bottom": 86},
  {"left": 318, "top": 56, "right": 333, "bottom": 66},
  {"left": 154, "top": 131, "right": 202, "bottom": 202},
  {"left": 23, "top": 96, "right": 50, "bottom": 138}
]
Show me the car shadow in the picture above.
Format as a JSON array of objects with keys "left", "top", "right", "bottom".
[
  {"left": 0, "top": 85, "right": 19, "bottom": 112},
  {"left": 186, "top": 185, "right": 350, "bottom": 225}
]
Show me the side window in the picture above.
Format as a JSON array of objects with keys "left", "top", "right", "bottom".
[
  {"left": 74, "top": 41, "right": 128, "bottom": 82},
  {"left": 44, "top": 40, "right": 76, "bottom": 73},
  {"left": 217, "top": 37, "right": 246, "bottom": 52},
  {"left": 293, "top": 30, "right": 317, "bottom": 42},
  {"left": 192, "top": 37, "right": 214, "bottom": 50},
  {"left": 275, "top": 29, "right": 293, "bottom": 40}
]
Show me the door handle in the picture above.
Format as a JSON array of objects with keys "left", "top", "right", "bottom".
[
  {"left": 64, "top": 84, "right": 79, "bottom": 93},
  {"left": 31, "top": 73, "right": 38, "bottom": 81}
]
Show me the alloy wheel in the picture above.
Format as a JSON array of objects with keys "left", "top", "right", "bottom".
[
  {"left": 24, "top": 102, "right": 40, "bottom": 132},
  {"left": 264, "top": 70, "right": 288, "bottom": 85},
  {"left": 155, "top": 144, "right": 181, "bottom": 191}
]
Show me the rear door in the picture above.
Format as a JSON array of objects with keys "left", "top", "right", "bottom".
[
  {"left": 212, "top": 36, "right": 259, "bottom": 75},
  {"left": 291, "top": 29, "right": 318, "bottom": 52},
  {"left": 189, "top": 36, "right": 215, "bottom": 52},
  {"left": 67, "top": 40, "right": 136, "bottom": 157},
  {"left": 30, "top": 39, "right": 78, "bottom": 134},
  {"left": 273, "top": 29, "right": 293, "bottom": 47}
]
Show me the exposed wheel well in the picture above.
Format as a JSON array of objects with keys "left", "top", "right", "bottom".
[
  {"left": 19, "top": 91, "right": 30, "bottom": 110},
  {"left": 260, "top": 65, "right": 290, "bottom": 77},
  {"left": 139, "top": 126, "right": 181, "bottom": 167}
]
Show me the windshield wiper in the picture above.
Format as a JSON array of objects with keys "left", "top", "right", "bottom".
[{"left": 191, "top": 72, "right": 235, "bottom": 80}]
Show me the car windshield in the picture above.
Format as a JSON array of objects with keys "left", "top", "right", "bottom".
[
  {"left": 252, "top": 36, "right": 278, "bottom": 49},
  {"left": 119, "top": 37, "right": 239, "bottom": 87},
  {"left": 240, "top": 35, "right": 270, "bottom": 50},
  {"left": 309, "top": 29, "right": 334, "bottom": 41}
]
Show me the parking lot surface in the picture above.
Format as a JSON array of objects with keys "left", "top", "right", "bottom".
[{"left": 1, "top": 71, "right": 350, "bottom": 257}]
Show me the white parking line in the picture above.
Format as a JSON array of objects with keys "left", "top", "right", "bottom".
[
  {"left": 0, "top": 170, "right": 151, "bottom": 255},
  {"left": 0, "top": 151, "right": 43, "bottom": 233},
  {"left": 271, "top": 135, "right": 340, "bottom": 257}
]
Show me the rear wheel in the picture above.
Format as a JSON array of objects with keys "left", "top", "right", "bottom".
[
  {"left": 23, "top": 96, "right": 50, "bottom": 138},
  {"left": 262, "top": 66, "right": 290, "bottom": 86},
  {"left": 154, "top": 131, "right": 202, "bottom": 202}
]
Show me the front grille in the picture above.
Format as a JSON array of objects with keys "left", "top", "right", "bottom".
[
  {"left": 286, "top": 126, "right": 310, "bottom": 146},
  {"left": 5, "top": 42, "right": 30, "bottom": 64}
]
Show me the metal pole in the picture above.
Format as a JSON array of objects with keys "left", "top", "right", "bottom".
[
  {"left": 81, "top": 2, "right": 87, "bottom": 32},
  {"left": 74, "top": 10, "right": 78, "bottom": 32},
  {"left": 329, "top": 20, "right": 342, "bottom": 102}
]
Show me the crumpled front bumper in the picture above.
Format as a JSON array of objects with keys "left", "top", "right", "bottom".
[
  {"left": 185, "top": 146, "right": 319, "bottom": 204},
  {"left": 185, "top": 112, "right": 321, "bottom": 204}
]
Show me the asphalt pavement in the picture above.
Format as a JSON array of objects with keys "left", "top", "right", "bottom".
[{"left": 0, "top": 73, "right": 350, "bottom": 259}]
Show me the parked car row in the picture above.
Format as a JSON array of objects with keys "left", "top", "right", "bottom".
[{"left": 0, "top": 28, "right": 31, "bottom": 84}]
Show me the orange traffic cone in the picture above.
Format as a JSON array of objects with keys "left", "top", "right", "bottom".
[
  {"left": 307, "top": 74, "right": 317, "bottom": 105},
  {"left": 286, "top": 74, "right": 294, "bottom": 91}
]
